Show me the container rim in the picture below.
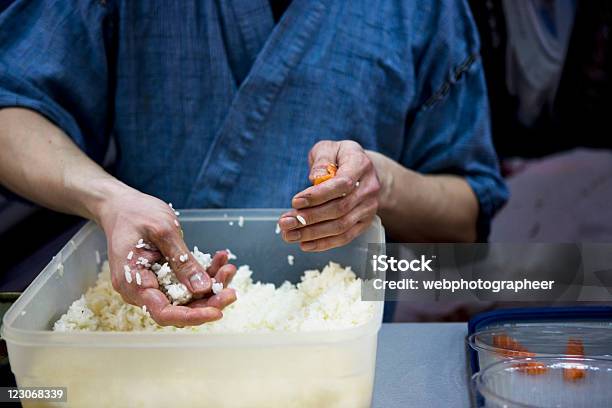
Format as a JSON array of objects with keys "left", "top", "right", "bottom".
[
  {"left": 2, "top": 209, "right": 385, "bottom": 347},
  {"left": 466, "top": 325, "right": 612, "bottom": 358},
  {"left": 471, "top": 356, "right": 612, "bottom": 408}
]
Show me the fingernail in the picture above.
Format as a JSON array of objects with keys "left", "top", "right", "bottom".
[
  {"left": 280, "top": 217, "right": 298, "bottom": 229},
  {"left": 190, "top": 273, "right": 207, "bottom": 291},
  {"left": 292, "top": 197, "right": 309, "bottom": 209},
  {"left": 286, "top": 230, "right": 301, "bottom": 241},
  {"left": 302, "top": 241, "right": 316, "bottom": 251}
]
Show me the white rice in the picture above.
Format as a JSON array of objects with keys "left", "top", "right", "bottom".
[
  {"left": 54, "top": 254, "right": 374, "bottom": 333},
  {"left": 275, "top": 223, "right": 281, "bottom": 234},
  {"left": 238, "top": 216, "right": 244, "bottom": 227},
  {"left": 287, "top": 255, "right": 295, "bottom": 266},
  {"left": 95, "top": 250, "right": 101, "bottom": 265},
  {"left": 154, "top": 262, "right": 192, "bottom": 305},
  {"left": 296, "top": 215, "right": 306, "bottom": 226},
  {"left": 212, "top": 281, "right": 224, "bottom": 295},
  {"left": 225, "top": 248, "right": 237, "bottom": 260},
  {"left": 123, "top": 266, "right": 132, "bottom": 284},
  {"left": 127, "top": 251, "right": 133, "bottom": 260},
  {"left": 135, "top": 272, "right": 142, "bottom": 286}
]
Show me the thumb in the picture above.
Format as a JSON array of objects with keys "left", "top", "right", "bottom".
[
  {"left": 146, "top": 221, "right": 212, "bottom": 298},
  {"left": 308, "top": 140, "right": 340, "bottom": 183}
]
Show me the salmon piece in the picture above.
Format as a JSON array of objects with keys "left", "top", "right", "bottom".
[
  {"left": 564, "top": 338, "right": 586, "bottom": 382},
  {"left": 492, "top": 333, "right": 548, "bottom": 375},
  {"left": 314, "top": 163, "right": 337, "bottom": 185}
]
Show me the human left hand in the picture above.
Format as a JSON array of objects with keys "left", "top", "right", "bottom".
[{"left": 278, "top": 140, "right": 380, "bottom": 251}]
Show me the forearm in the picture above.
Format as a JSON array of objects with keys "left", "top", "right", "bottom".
[
  {"left": 367, "top": 150, "right": 479, "bottom": 242},
  {"left": 0, "top": 108, "right": 128, "bottom": 224}
]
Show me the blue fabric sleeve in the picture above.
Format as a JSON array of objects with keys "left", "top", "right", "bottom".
[
  {"left": 400, "top": 1, "right": 509, "bottom": 241},
  {"left": 0, "top": 0, "right": 116, "bottom": 163}
]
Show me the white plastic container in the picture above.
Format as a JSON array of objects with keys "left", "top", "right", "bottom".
[{"left": 1, "top": 210, "right": 385, "bottom": 408}]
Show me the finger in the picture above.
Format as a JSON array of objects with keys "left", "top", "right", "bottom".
[
  {"left": 139, "top": 288, "right": 222, "bottom": 327},
  {"left": 213, "top": 264, "right": 237, "bottom": 286},
  {"left": 282, "top": 194, "right": 360, "bottom": 231},
  {"left": 189, "top": 288, "right": 237, "bottom": 310},
  {"left": 291, "top": 175, "right": 357, "bottom": 210},
  {"left": 300, "top": 218, "right": 372, "bottom": 252},
  {"left": 283, "top": 197, "right": 376, "bottom": 242},
  {"left": 294, "top": 144, "right": 370, "bottom": 209},
  {"left": 146, "top": 221, "right": 212, "bottom": 297},
  {"left": 281, "top": 171, "right": 378, "bottom": 230},
  {"left": 308, "top": 140, "right": 339, "bottom": 182},
  {"left": 206, "top": 251, "right": 229, "bottom": 277}
]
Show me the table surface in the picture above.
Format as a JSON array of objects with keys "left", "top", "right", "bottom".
[{"left": 372, "top": 323, "right": 471, "bottom": 408}]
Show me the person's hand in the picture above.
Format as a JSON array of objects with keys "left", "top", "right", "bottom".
[
  {"left": 278, "top": 140, "right": 380, "bottom": 251},
  {"left": 96, "top": 185, "right": 237, "bottom": 326}
]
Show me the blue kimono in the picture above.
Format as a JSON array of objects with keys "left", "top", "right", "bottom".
[{"left": 0, "top": 0, "right": 508, "bottom": 238}]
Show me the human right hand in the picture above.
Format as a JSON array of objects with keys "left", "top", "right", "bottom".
[{"left": 96, "top": 184, "right": 237, "bottom": 326}]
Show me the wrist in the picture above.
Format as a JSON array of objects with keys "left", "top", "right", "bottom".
[
  {"left": 365, "top": 150, "right": 396, "bottom": 212},
  {"left": 79, "top": 177, "right": 133, "bottom": 227}
]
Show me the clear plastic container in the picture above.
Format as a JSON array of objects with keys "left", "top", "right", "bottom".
[
  {"left": 472, "top": 356, "right": 612, "bottom": 407},
  {"left": 468, "top": 325, "right": 612, "bottom": 370},
  {"left": 1, "top": 209, "right": 385, "bottom": 408}
]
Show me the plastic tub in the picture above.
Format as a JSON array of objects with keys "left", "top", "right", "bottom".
[
  {"left": 468, "top": 325, "right": 612, "bottom": 371},
  {"left": 472, "top": 356, "right": 612, "bottom": 407},
  {"left": 1, "top": 209, "right": 385, "bottom": 408}
]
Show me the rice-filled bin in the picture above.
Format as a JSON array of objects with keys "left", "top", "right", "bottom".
[{"left": 1, "top": 210, "right": 385, "bottom": 408}]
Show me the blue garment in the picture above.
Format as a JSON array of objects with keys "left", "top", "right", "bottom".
[{"left": 0, "top": 0, "right": 508, "bottom": 238}]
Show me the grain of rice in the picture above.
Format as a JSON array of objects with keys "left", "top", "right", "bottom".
[
  {"left": 296, "top": 215, "right": 306, "bottom": 226},
  {"left": 95, "top": 250, "right": 101, "bottom": 265},
  {"left": 212, "top": 281, "right": 224, "bottom": 295},
  {"left": 142, "top": 305, "right": 147, "bottom": 314},
  {"left": 275, "top": 223, "right": 281, "bottom": 234},
  {"left": 355, "top": 181, "right": 360, "bottom": 187},
  {"left": 225, "top": 248, "right": 237, "bottom": 260},
  {"left": 174, "top": 219, "right": 179, "bottom": 227},
  {"left": 174, "top": 210, "right": 180, "bottom": 216},
  {"left": 127, "top": 251, "right": 133, "bottom": 260},
  {"left": 124, "top": 266, "right": 132, "bottom": 284},
  {"left": 135, "top": 272, "right": 142, "bottom": 286},
  {"left": 168, "top": 203, "right": 173, "bottom": 208},
  {"left": 238, "top": 216, "right": 244, "bottom": 227},
  {"left": 287, "top": 255, "right": 295, "bottom": 266}
]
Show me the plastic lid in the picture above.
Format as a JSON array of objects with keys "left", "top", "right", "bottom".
[{"left": 468, "top": 325, "right": 612, "bottom": 359}]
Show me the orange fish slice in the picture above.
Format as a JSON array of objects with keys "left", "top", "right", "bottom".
[
  {"left": 492, "top": 334, "right": 548, "bottom": 375},
  {"left": 563, "top": 338, "right": 586, "bottom": 382},
  {"left": 313, "top": 163, "right": 337, "bottom": 185}
]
